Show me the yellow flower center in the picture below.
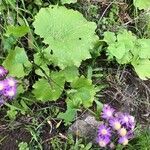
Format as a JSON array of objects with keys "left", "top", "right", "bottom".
[
  {"left": 8, "top": 80, "right": 15, "bottom": 86},
  {"left": 122, "top": 139, "right": 128, "bottom": 145},
  {"left": 101, "top": 129, "right": 107, "bottom": 135},
  {"left": 0, "top": 84, "right": 4, "bottom": 90},
  {"left": 114, "top": 122, "right": 121, "bottom": 130},
  {"left": 99, "top": 141, "right": 106, "bottom": 147},
  {"left": 119, "top": 128, "right": 127, "bottom": 136}
]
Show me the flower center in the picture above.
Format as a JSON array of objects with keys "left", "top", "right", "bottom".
[
  {"left": 119, "top": 128, "right": 127, "bottom": 136},
  {"left": 106, "top": 111, "right": 112, "bottom": 117},
  {"left": 114, "top": 122, "right": 121, "bottom": 130},
  {"left": 7, "top": 90, "right": 15, "bottom": 97},
  {"left": 101, "top": 129, "right": 107, "bottom": 135},
  {"left": 8, "top": 80, "right": 15, "bottom": 87},
  {"left": 122, "top": 139, "right": 128, "bottom": 145},
  {"left": 99, "top": 141, "right": 106, "bottom": 147},
  {"left": 0, "top": 84, "right": 4, "bottom": 91}
]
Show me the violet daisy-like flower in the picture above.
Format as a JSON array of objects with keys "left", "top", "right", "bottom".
[
  {"left": 3, "top": 87, "right": 16, "bottom": 99},
  {"left": 0, "top": 80, "right": 5, "bottom": 94},
  {"left": 118, "top": 136, "right": 129, "bottom": 146},
  {"left": 119, "top": 113, "right": 135, "bottom": 130},
  {"left": 5, "top": 77, "right": 17, "bottom": 88},
  {"left": 0, "top": 66, "right": 8, "bottom": 79},
  {"left": 98, "top": 124, "right": 111, "bottom": 137},
  {"left": 109, "top": 118, "right": 122, "bottom": 131},
  {"left": 0, "top": 98, "right": 5, "bottom": 106},
  {"left": 101, "top": 104, "right": 115, "bottom": 120},
  {"left": 97, "top": 136, "right": 110, "bottom": 147}
]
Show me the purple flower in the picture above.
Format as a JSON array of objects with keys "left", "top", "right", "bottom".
[
  {"left": 119, "top": 113, "right": 135, "bottom": 130},
  {"left": 109, "top": 118, "right": 122, "bottom": 130},
  {"left": 0, "top": 81, "right": 5, "bottom": 93},
  {"left": 0, "top": 66, "right": 8, "bottom": 79},
  {"left": 98, "top": 124, "right": 111, "bottom": 137},
  {"left": 118, "top": 136, "right": 129, "bottom": 145},
  {"left": 5, "top": 77, "right": 17, "bottom": 88},
  {"left": 0, "top": 98, "right": 5, "bottom": 106},
  {"left": 97, "top": 136, "right": 110, "bottom": 147},
  {"left": 3, "top": 87, "right": 16, "bottom": 99},
  {"left": 101, "top": 104, "right": 115, "bottom": 120}
]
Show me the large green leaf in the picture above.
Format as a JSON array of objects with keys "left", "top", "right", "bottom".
[
  {"left": 133, "top": 0, "right": 150, "bottom": 10},
  {"left": 33, "top": 5, "right": 98, "bottom": 69},
  {"left": 137, "top": 39, "right": 150, "bottom": 59},
  {"left": 33, "top": 72, "right": 65, "bottom": 101},
  {"left": 132, "top": 59, "right": 150, "bottom": 80},
  {"left": 3, "top": 47, "right": 31, "bottom": 77}
]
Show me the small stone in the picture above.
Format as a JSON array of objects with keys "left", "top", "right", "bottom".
[{"left": 68, "top": 114, "right": 102, "bottom": 143}]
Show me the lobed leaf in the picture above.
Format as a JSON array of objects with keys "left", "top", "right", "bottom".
[
  {"left": 33, "top": 5, "right": 98, "bottom": 69},
  {"left": 3, "top": 47, "right": 31, "bottom": 77}
]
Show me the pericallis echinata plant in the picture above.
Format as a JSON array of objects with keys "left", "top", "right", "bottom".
[
  {"left": 103, "top": 29, "right": 150, "bottom": 80},
  {"left": 97, "top": 104, "right": 136, "bottom": 148},
  {"left": 0, "top": 66, "right": 17, "bottom": 106}
]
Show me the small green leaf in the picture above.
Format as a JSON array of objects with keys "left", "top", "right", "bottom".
[
  {"left": 18, "top": 142, "right": 29, "bottom": 150},
  {"left": 108, "top": 43, "right": 126, "bottom": 60},
  {"left": 61, "top": 0, "right": 77, "bottom": 4},
  {"left": 103, "top": 32, "right": 116, "bottom": 45},
  {"left": 5, "top": 26, "right": 29, "bottom": 38},
  {"left": 33, "top": 72, "right": 65, "bottom": 101},
  {"left": 137, "top": 39, "right": 150, "bottom": 59},
  {"left": 69, "top": 76, "right": 96, "bottom": 108},
  {"left": 7, "top": 108, "right": 18, "bottom": 120},
  {"left": 133, "top": 0, "right": 150, "bottom": 10},
  {"left": 58, "top": 107, "right": 77, "bottom": 125},
  {"left": 60, "top": 66, "right": 79, "bottom": 82},
  {"left": 3, "top": 47, "right": 31, "bottom": 77},
  {"left": 132, "top": 59, "right": 150, "bottom": 80}
]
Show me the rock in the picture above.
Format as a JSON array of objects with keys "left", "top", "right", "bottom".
[{"left": 68, "top": 114, "right": 102, "bottom": 143}]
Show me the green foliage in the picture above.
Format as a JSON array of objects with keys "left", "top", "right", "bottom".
[
  {"left": 68, "top": 76, "right": 96, "bottom": 108},
  {"left": 33, "top": 71, "right": 65, "bottom": 101},
  {"left": 3, "top": 47, "right": 32, "bottom": 77},
  {"left": 104, "top": 29, "right": 150, "bottom": 80},
  {"left": 18, "top": 142, "right": 29, "bottom": 150},
  {"left": 61, "top": 0, "right": 77, "bottom": 4},
  {"left": 58, "top": 107, "right": 77, "bottom": 125},
  {"left": 33, "top": 5, "right": 98, "bottom": 69},
  {"left": 58, "top": 76, "right": 96, "bottom": 125},
  {"left": 133, "top": 0, "right": 150, "bottom": 10},
  {"left": 60, "top": 66, "right": 79, "bottom": 82},
  {"left": 31, "top": 5, "right": 99, "bottom": 124},
  {"left": 51, "top": 134, "right": 93, "bottom": 150},
  {"left": 5, "top": 26, "right": 29, "bottom": 38}
]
